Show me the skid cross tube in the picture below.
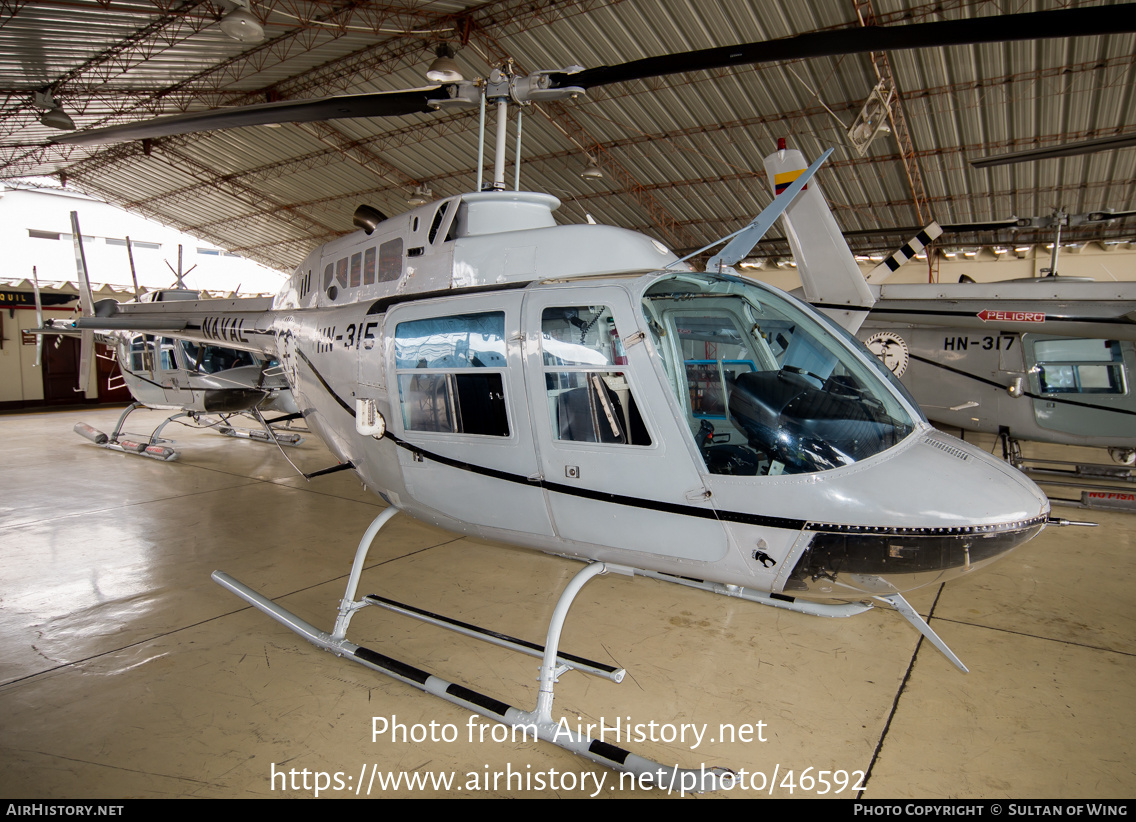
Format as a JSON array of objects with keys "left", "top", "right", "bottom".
[
  {"left": 212, "top": 507, "right": 736, "bottom": 792},
  {"left": 363, "top": 593, "right": 624, "bottom": 683}
]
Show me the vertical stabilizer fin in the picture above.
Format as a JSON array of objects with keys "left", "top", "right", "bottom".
[
  {"left": 69, "top": 211, "right": 95, "bottom": 394},
  {"left": 763, "top": 145, "right": 875, "bottom": 331},
  {"left": 31, "top": 266, "right": 44, "bottom": 368}
]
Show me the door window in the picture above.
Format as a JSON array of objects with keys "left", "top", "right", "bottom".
[
  {"left": 394, "top": 311, "right": 510, "bottom": 436},
  {"left": 540, "top": 305, "right": 651, "bottom": 446}
]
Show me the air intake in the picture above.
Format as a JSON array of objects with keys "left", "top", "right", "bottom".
[{"left": 353, "top": 205, "right": 388, "bottom": 235}]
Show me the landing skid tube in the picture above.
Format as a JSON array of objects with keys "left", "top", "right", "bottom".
[
  {"left": 73, "top": 402, "right": 178, "bottom": 461},
  {"left": 216, "top": 423, "right": 304, "bottom": 446},
  {"left": 999, "top": 433, "right": 1135, "bottom": 513},
  {"left": 634, "top": 570, "right": 872, "bottom": 618},
  {"left": 634, "top": 571, "right": 967, "bottom": 671},
  {"left": 74, "top": 403, "right": 304, "bottom": 459},
  {"left": 212, "top": 507, "right": 736, "bottom": 793}
]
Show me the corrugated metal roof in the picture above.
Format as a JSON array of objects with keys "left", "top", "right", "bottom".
[{"left": 1, "top": 0, "right": 1133, "bottom": 273}]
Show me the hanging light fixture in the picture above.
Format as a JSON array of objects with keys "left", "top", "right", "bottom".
[
  {"left": 426, "top": 44, "right": 462, "bottom": 83},
  {"left": 580, "top": 156, "right": 604, "bottom": 180},
  {"left": 40, "top": 106, "right": 76, "bottom": 130},
  {"left": 220, "top": 1, "right": 264, "bottom": 43},
  {"left": 408, "top": 185, "right": 433, "bottom": 206},
  {"left": 33, "top": 89, "right": 75, "bottom": 131}
]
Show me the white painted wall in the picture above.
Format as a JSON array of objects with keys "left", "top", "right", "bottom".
[
  {"left": 0, "top": 182, "right": 292, "bottom": 405},
  {"left": 0, "top": 183, "right": 288, "bottom": 295}
]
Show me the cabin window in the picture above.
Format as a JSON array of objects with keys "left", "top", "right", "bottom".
[
  {"left": 540, "top": 306, "right": 651, "bottom": 446},
  {"left": 379, "top": 238, "right": 403, "bottom": 282},
  {"left": 128, "top": 335, "right": 154, "bottom": 373},
  {"left": 180, "top": 341, "right": 255, "bottom": 374},
  {"left": 363, "top": 247, "right": 376, "bottom": 285},
  {"left": 428, "top": 202, "right": 449, "bottom": 244},
  {"left": 158, "top": 338, "right": 179, "bottom": 371},
  {"left": 394, "top": 311, "right": 509, "bottom": 436},
  {"left": 350, "top": 253, "right": 362, "bottom": 288},
  {"left": 1035, "top": 339, "right": 1127, "bottom": 394}
]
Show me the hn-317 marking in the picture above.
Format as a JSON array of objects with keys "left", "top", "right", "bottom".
[{"left": 942, "top": 335, "right": 1017, "bottom": 352}]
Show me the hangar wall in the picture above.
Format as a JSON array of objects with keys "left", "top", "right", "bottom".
[{"left": 754, "top": 242, "right": 1136, "bottom": 292}]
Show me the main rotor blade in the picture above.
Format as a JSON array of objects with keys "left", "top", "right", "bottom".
[
  {"left": 970, "top": 133, "right": 1136, "bottom": 168},
  {"left": 55, "top": 87, "right": 454, "bottom": 146},
  {"left": 50, "top": 4, "right": 1135, "bottom": 148},
  {"left": 555, "top": 5, "right": 1136, "bottom": 90}
]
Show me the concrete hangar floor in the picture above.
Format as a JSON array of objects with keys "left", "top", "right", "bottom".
[{"left": 0, "top": 405, "right": 1132, "bottom": 800}]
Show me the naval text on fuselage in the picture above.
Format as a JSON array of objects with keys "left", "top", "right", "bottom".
[{"left": 371, "top": 713, "right": 768, "bottom": 750}]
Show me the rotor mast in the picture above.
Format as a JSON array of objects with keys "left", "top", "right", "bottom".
[{"left": 461, "top": 65, "right": 586, "bottom": 192}]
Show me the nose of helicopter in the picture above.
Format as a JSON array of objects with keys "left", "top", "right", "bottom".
[{"left": 784, "top": 428, "right": 1050, "bottom": 598}]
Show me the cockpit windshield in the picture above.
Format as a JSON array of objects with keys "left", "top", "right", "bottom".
[{"left": 642, "top": 273, "right": 916, "bottom": 476}]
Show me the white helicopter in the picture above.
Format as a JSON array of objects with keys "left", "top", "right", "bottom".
[
  {"left": 49, "top": 216, "right": 305, "bottom": 461},
  {"left": 73, "top": 317, "right": 306, "bottom": 461},
  {"left": 38, "top": 6, "right": 1126, "bottom": 788}
]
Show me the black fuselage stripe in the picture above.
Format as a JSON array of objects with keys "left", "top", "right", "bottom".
[
  {"left": 298, "top": 350, "right": 356, "bottom": 416},
  {"left": 387, "top": 433, "right": 809, "bottom": 530},
  {"left": 296, "top": 345, "right": 1024, "bottom": 536}
]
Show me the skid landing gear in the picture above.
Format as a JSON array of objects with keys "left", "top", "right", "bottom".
[
  {"left": 213, "top": 507, "right": 736, "bottom": 793},
  {"left": 216, "top": 422, "right": 304, "bottom": 446},
  {"left": 74, "top": 404, "right": 306, "bottom": 460},
  {"left": 636, "top": 570, "right": 968, "bottom": 671},
  {"left": 73, "top": 402, "right": 178, "bottom": 460}
]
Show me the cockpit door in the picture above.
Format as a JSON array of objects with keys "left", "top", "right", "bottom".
[{"left": 521, "top": 284, "right": 728, "bottom": 562}]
